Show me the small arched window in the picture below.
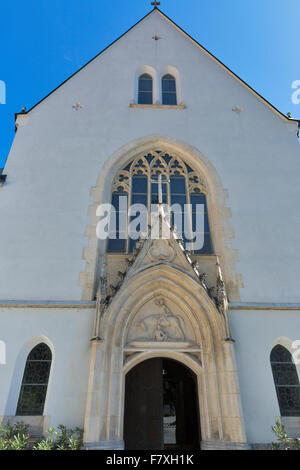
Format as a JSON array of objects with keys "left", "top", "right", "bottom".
[
  {"left": 138, "top": 74, "right": 153, "bottom": 105},
  {"left": 270, "top": 345, "right": 300, "bottom": 416},
  {"left": 16, "top": 343, "right": 52, "bottom": 416},
  {"left": 162, "top": 74, "right": 177, "bottom": 105}
]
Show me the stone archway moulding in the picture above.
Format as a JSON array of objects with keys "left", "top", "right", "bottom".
[
  {"left": 80, "top": 134, "right": 242, "bottom": 302},
  {"left": 83, "top": 264, "right": 248, "bottom": 449}
]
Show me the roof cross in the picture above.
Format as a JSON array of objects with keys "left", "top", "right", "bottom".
[{"left": 151, "top": 1, "right": 160, "bottom": 7}]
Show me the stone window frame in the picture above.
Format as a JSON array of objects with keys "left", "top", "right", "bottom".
[
  {"left": 132, "top": 66, "right": 183, "bottom": 107},
  {"left": 108, "top": 150, "right": 212, "bottom": 254},
  {"left": 270, "top": 338, "right": 300, "bottom": 417},
  {"left": 16, "top": 343, "right": 52, "bottom": 416},
  {"left": 80, "top": 135, "right": 242, "bottom": 302}
]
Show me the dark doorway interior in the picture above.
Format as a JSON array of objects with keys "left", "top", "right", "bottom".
[{"left": 124, "top": 358, "right": 200, "bottom": 450}]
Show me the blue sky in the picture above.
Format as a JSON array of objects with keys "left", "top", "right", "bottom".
[{"left": 0, "top": 0, "right": 299, "bottom": 168}]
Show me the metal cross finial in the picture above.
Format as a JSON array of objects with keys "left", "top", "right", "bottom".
[{"left": 151, "top": 1, "right": 160, "bottom": 7}]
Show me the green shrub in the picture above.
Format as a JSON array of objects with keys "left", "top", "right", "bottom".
[
  {"left": 0, "top": 421, "right": 84, "bottom": 450},
  {"left": 33, "top": 425, "right": 83, "bottom": 450},
  {"left": 0, "top": 421, "right": 30, "bottom": 450},
  {"left": 272, "top": 419, "right": 300, "bottom": 450}
]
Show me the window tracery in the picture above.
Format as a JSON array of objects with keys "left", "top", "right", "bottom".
[
  {"left": 16, "top": 343, "right": 52, "bottom": 416},
  {"left": 271, "top": 345, "right": 300, "bottom": 417},
  {"left": 108, "top": 151, "right": 212, "bottom": 254}
]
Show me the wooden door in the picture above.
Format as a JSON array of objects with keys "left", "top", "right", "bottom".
[{"left": 124, "top": 358, "right": 164, "bottom": 450}]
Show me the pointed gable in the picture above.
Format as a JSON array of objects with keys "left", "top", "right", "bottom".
[
  {"left": 15, "top": 8, "right": 298, "bottom": 126},
  {"left": 122, "top": 209, "right": 200, "bottom": 281}
]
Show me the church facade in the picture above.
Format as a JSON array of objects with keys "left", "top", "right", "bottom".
[{"left": 0, "top": 8, "right": 300, "bottom": 450}]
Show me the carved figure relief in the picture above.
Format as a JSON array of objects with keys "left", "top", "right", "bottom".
[
  {"left": 148, "top": 239, "right": 176, "bottom": 262},
  {"left": 138, "top": 298, "right": 185, "bottom": 342}
]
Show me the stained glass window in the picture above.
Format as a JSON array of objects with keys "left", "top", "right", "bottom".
[
  {"left": 270, "top": 345, "right": 300, "bottom": 417},
  {"left": 16, "top": 343, "right": 52, "bottom": 416},
  {"left": 138, "top": 74, "right": 153, "bottom": 105},
  {"left": 108, "top": 151, "right": 213, "bottom": 254},
  {"left": 162, "top": 74, "right": 177, "bottom": 106}
]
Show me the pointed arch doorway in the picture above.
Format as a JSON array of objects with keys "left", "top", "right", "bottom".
[{"left": 124, "top": 358, "right": 201, "bottom": 450}]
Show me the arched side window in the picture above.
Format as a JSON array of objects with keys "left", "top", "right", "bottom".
[
  {"left": 162, "top": 74, "right": 177, "bottom": 105},
  {"left": 138, "top": 74, "right": 153, "bottom": 105},
  {"left": 270, "top": 345, "right": 300, "bottom": 417},
  {"left": 108, "top": 151, "right": 213, "bottom": 254},
  {"left": 16, "top": 343, "right": 52, "bottom": 416}
]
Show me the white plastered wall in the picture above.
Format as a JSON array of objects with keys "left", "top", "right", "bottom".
[
  {"left": 0, "top": 10, "right": 298, "bottom": 302},
  {"left": 0, "top": 307, "right": 94, "bottom": 428},
  {"left": 230, "top": 309, "right": 300, "bottom": 444}
]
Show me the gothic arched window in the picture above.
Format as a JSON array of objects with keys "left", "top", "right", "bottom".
[
  {"left": 270, "top": 345, "right": 300, "bottom": 416},
  {"left": 162, "top": 74, "right": 177, "bottom": 105},
  {"left": 16, "top": 343, "right": 52, "bottom": 416},
  {"left": 108, "top": 151, "right": 213, "bottom": 254},
  {"left": 138, "top": 74, "right": 153, "bottom": 105}
]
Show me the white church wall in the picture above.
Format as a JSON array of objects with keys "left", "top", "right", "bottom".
[
  {"left": 0, "top": 306, "right": 94, "bottom": 429},
  {"left": 0, "top": 10, "right": 299, "bottom": 304},
  {"left": 230, "top": 308, "right": 300, "bottom": 444}
]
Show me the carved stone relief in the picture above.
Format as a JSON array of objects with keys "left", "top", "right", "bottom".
[
  {"left": 127, "top": 297, "right": 196, "bottom": 346},
  {"left": 139, "top": 298, "right": 185, "bottom": 341},
  {"left": 148, "top": 240, "right": 176, "bottom": 263}
]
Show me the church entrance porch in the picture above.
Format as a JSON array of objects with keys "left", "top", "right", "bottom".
[
  {"left": 124, "top": 358, "right": 200, "bottom": 450},
  {"left": 83, "top": 263, "right": 249, "bottom": 450}
]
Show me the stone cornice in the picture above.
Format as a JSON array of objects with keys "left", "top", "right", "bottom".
[
  {"left": 1, "top": 300, "right": 298, "bottom": 311},
  {"left": 229, "top": 302, "right": 300, "bottom": 311},
  {"left": 0, "top": 300, "right": 96, "bottom": 309}
]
